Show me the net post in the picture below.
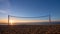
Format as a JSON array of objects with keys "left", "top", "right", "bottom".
[
  {"left": 8, "top": 15, "right": 10, "bottom": 26},
  {"left": 49, "top": 14, "right": 51, "bottom": 25}
]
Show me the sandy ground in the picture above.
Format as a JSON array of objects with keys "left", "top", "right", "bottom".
[{"left": 0, "top": 25, "right": 60, "bottom": 34}]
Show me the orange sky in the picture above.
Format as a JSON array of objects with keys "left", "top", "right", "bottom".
[
  {"left": 0, "top": 18, "right": 49, "bottom": 23},
  {"left": 0, "top": 18, "right": 60, "bottom": 24},
  {"left": 0, "top": 19, "right": 8, "bottom": 23}
]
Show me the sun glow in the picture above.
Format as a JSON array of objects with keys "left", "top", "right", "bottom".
[{"left": 10, "top": 20, "right": 14, "bottom": 25}]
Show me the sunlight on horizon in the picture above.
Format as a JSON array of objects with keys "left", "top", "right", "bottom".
[
  {"left": 0, "top": 18, "right": 60, "bottom": 24},
  {"left": 10, "top": 20, "right": 15, "bottom": 25},
  {"left": 0, "top": 19, "right": 49, "bottom": 23}
]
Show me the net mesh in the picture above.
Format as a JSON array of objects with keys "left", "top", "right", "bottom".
[{"left": 8, "top": 15, "right": 50, "bottom": 25}]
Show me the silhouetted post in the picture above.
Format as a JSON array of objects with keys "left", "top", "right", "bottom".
[
  {"left": 49, "top": 14, "right": 51, "bottom": 25},
  {"left": 8, "top": 15, "right": 10, "bottom": 26}
]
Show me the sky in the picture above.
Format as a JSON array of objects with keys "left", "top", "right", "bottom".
[{"left": 0, "top": 0, "right": 60, "bottom": 23}]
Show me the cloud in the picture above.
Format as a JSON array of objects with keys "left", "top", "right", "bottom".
[
  {"left": 0, "top": 9, "right": 11, "bottom": 15},
  {"left": 0, "top": 0, "right": 11, "bottom": 15},
  {"left": 0, "top": 10, "right": 8, "bottom": 14}
]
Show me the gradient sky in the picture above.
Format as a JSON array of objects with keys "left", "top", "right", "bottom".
[{"left": 0, "top": 0, "right": 60, "bottom": 23}]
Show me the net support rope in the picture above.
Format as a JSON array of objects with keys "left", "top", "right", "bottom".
[{"left": 9, "top": 15, "right": 49, "bottom": 18}]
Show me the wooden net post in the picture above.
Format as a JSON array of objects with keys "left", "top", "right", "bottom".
[
  {"left": 49, "top": 14, "right": 51, "bottom": 25},
  {"left": 8, "top": 15, "right": 10, "bottom": 26}
]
